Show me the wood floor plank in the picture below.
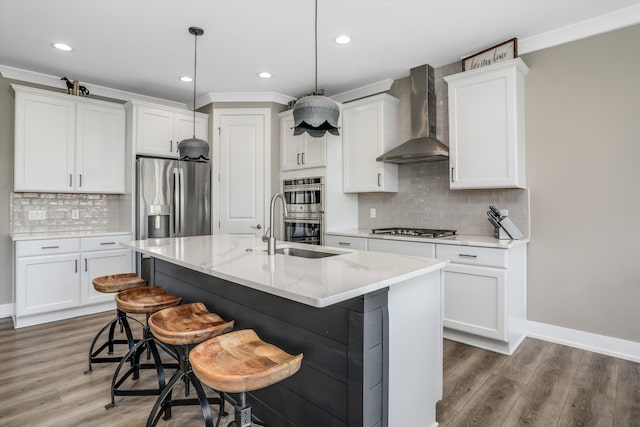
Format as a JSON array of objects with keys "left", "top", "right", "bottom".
[
  {"left": 572, "top": 352, "right": 619, "bottom": 397},
  {"left": 557, "top": 386, "right": 615, "bottom": 427},
  {"left": 502, "top": 342, "right": 584, "bottom": 426},
  {"left": 493, "top": 337, "right": 550, "bottom": 385},
  {"left": 445, "top": 374, "right": 522, "bottom": 427},
  {"left": 614, "top": 359, "right": 640, "bottom": 427},
  {"left": 436, "top": 347, "right": 507, "bottom": 423}
]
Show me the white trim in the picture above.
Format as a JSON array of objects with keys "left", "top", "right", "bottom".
[
  {"left": 0, "top": 64, "right": 189, "bottom": 109},
  {"left": 519, "top": 4, "right": 640, "bottom": 55},
  {"left": 202, "top": 91, "right": 294, "bottom": 106},
  {"left": 0, "top": 303, "right": 13, "bottom": 318},
  {"left": 330, "top": 79, "right": 395, "bottom": 103},
  {"left": 527, "top": 320, "right": 640, "bottom": 363}
]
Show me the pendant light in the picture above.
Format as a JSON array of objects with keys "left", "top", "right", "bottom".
[
  {"left": 292, "top": 0, "right": 340, "bottom": 138},
  {"left": 178, "top": 26, "right": 210, "bottom": 161}
]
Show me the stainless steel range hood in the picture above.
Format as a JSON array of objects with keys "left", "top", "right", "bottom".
[{"left": 376, "top": 64, "right": 449, "bottom": 163}]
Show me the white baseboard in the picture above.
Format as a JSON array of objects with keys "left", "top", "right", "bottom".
[
  {"left": 0, "top": 303, "right": 13, "bottom": 318},
  {"left": 527, "top": 320, "right": 640, "bottom": 363}
]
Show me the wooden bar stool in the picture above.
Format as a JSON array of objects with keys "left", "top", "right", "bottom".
[
  {"left": 146, "top": 303, "right": 234, "bottom": 427},
  {"left": 84, "top": 273, "right": 146, "bottom": 374},
  {"left": 105, "top": 286, "right": 182, "bottom": 409},
  {"left": 190, "top": 329, "right": 303, "bottom": 427}
]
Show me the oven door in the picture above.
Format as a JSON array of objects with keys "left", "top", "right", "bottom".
[
  {"left": 283, "top": 184, "right": 323, "bottom": 215},
  {"left": 283, "top": 217, "right": 322, "bottom": 245}
]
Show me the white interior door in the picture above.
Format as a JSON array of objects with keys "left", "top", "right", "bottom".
[{"left": 214, "top": 109, "right": 270, "bottom": 236}]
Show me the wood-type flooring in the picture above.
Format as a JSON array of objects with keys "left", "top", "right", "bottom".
[{"left": 0, "top": 311, "right": 638, "bottom": 426}]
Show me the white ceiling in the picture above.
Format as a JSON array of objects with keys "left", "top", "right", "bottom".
[{"left": 1, "top": 0, "right": 639, "bottom": 106}]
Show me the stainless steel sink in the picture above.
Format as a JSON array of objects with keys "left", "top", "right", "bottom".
[{"left": 275, "top": 247, "right": 340, "bottom": 259}]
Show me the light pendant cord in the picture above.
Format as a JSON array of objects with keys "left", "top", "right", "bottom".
[
  {"left": 314, "top": 0, "right": 318, "bottom": 94},
  {"left": 192, "top": 32, "right": 198, "bottom": 138}
]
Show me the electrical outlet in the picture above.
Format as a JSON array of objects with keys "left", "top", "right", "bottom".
[
  {"left": 370, "top": 208, "right": 377, "bottom": 218},
  {"left": 71, "top": 209, "right": 80, "bottom": 220},
  {"left": 28, "top": 210, "right": 47, "bottom": 220}
]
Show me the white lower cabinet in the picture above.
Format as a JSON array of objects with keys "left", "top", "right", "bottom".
[
  {"left": 436, "top": 243, "right": 526, "bottom": 355},
  {"left": 15, "top": 252, "right": 81, "bottom": 317},
  {"left": 324, "top": 234, "right": 368, "bottom": 251},
  {"left": 368, "top": 238, "right": 435, "bottom": 257},
  {"left": 13, "top": 234, "right": 133, "bottom": 328}
]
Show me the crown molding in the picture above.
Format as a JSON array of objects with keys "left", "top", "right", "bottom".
[
  {"left": 330, "top": 79, "right": 395, "bottom": 104},
  {"left": 202, "top": 91, "right": 295, "bottom": 107},
  {"left": 518, "top": 3, "right": 640, "bottom": 55},
  {"left": 0, "top": 64, "right": 189, "bottom": 109}
]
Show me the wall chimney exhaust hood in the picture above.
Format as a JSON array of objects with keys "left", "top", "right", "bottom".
[{"left": 376, "top": 64, "right": 449, "bottom": 164}]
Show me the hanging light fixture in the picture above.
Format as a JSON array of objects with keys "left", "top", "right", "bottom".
[
  {"left": 292, "top": 0, "right": 340, "bottom": 138},
  {"left": 178, "top": 26, "right": 210, "bottom": 161}
]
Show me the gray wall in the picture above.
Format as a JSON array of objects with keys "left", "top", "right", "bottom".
[
  {"left": 522, "top": 24, "right": 640, "bottom": 342},
  {"left": 0, "top": 77, "right": 14, "bottom": 305}
]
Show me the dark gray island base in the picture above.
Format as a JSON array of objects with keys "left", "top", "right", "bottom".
[{"left": 153, "top": 258, "right": 390, "bottom": 427}]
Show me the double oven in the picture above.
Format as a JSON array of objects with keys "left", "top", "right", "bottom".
[{"left": 282, "top": 177, "right": 323, "bottom": 245}]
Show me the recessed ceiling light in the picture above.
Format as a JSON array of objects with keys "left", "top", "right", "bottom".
[
  {"left": 334, "top": 35, "right": 351, "bottom": 45},
  {"left": 52, "top": 43, "right": 73, "bottom": 52},
  {"left": 258, "top": 72, "right": 272, "bottom": 79},
  {"left": 180, "top": 76, "right": 193, "bottom": 82}
]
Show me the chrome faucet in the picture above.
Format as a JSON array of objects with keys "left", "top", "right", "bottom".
[{"left": 265, "top": 192, "right": 288, "bottom": 255}]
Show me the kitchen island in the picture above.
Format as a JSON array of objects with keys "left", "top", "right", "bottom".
[{"left": 123, "top": 234, "right": 447, "bottom": 427}]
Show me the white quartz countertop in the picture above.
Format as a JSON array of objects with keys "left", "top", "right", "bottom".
[
  {"left": 11, "top": 230, "right": 132, "bottom": 241},
  {"left": 122, "top": 234, "right": 447, "bottom": 308},
  {"left": 326, "top": 229, "right": 529, "bottom": 249}
]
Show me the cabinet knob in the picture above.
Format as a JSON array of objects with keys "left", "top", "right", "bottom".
[{"left": 256, "top": 224, "right": 262, "bottom": 230}]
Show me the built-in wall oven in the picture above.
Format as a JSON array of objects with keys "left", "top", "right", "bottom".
[{"left": 283, "top": 177, "right": 324, "bottom": 245}]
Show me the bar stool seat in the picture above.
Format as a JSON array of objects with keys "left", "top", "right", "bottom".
[
  {"left": 105, "top": 286, "right": 182, "bottom": 409},
  {"left": 190, "top": 329, "right": 303, "bottom": 427},
  {"left": 146, "top": 303, "right": 234, "bottom": 427},
  {"left": 84, "top": 273, "right": 146, "bottom": 374}
]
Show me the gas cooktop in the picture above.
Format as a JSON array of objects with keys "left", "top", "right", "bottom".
[{"left": 371, "top": 227, "right": 457, "bottom": 239}]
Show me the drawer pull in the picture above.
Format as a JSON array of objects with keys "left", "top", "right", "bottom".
[
  {"left": 338, "top": 242, "right": 351, "bottom": 246},
  {"left": 100, "top": 242, "right": 116, "bottom": 246},
  {"left": 41, "top": 245, "right": 60, "bottom": 250},
  {"left": 75, "top": 259, "right": 78, "bottom": 273},
  {"left": 458, "top": 253, "right": 478, "bottom": 259}
]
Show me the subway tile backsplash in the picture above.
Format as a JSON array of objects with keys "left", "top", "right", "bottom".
[
  {"left": 10, "top": 193, "right": 122, "bottom": 234},
  {"left": 358, "top": 161, "right": 530, "bottom": 237}
]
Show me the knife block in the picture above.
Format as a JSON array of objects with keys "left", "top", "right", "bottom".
[{"left": 493, "top": 226, "right": 511, "bottom": 240}]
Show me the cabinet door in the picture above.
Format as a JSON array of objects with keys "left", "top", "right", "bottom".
[
  {"left": 15, "top": 254, "right": 80, "bottom": 316},
  {"left": 442, "top": 264, "right": 507, "bottom": 341},
  {"left": 446, "top": 59, "right": 527, "bottom": 189},
  {"left": 342, "top": 95, "right": 398, "bottom": 193},
  {"left": 75, "top": 102, "right": 125, "bottom": 193},
  {"left": 324, "top": 234, "right": 368, "bottom": 250},
  {"left": 14, "top": 91, "right": 75, "bottom": 192},
  {"left": 280, "top": 115, "right": 302, "bottom": 171},
  {"left": 136, "top": 107, "right": 176, "bottom": 157},
  {"left": 81, "top": 249, "right": 133, "bottom": 305},
  {"left": 280, "top": 112, "right": 326, "bottom": 171},
  {"left": 300, "top": 133, "right": 326, "bottom": 169},
  {"left": 368, "top": 238, "right": 435, "bottom": 257},
  {"left": 175, "top": 112, "right": 208, "bottom": 145}
]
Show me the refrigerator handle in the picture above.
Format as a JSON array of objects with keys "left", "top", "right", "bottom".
[
  {"left": 179, "top": 168, "right": 185, "bottom": 236},
  {"left": 172, "top": 168, "right": 179, "bottom": 236}
]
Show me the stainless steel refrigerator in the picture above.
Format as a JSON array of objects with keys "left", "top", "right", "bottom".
[{"left": 136, "top": 157, "right": 211, "bottom": 278}]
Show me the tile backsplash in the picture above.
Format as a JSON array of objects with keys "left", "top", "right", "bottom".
[
  {"left": 10, "top": 193, "right": 122, "bottom": 233},
  {"left": 358, "top": 161, "right": 529, "bottom": 237}
]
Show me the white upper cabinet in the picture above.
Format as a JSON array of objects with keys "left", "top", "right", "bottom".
[
  {"left": 75, "top": 102, "right": 125, "bottom": 192},
  {"left": 342, "top": 94, "right": 398, "bottom": 193},
  {"left": 279, "top": 110, "right": 326, "bottom": 171},
  {"left": 13, "top": 85, "right": 125, "bottom": 193},
  {"left": 128, "top": 101, "right": 208, "bottom": 158},
  {"left": 444, "top": 58, "right": 528, "bottom": 189}
]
